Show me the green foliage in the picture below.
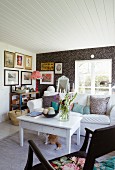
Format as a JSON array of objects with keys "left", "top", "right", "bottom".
[{"left": 60, "top": 92, "right": 77, "bottom": 112}]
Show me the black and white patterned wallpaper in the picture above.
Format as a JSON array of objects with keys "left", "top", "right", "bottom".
[{"left": 36, "top": 46, "right": 115, "bottom": 96}]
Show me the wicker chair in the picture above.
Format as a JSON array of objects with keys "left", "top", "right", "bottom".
[{"left": 24, "top": 125, "right": 115, "bottom": 170}]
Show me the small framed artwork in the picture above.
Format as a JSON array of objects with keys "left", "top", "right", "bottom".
[
  {"left": 41, "top": 62, "right": 54, "bottom": 71},
  {"left": 21, "top": 71, "right": 32, "bottom": 85},
  {"left": 40, "top": 71, "right": 54, "bottom": 84},
  {"left": 11, "top": 86, "right": 16, "bottom": 92},
  {"left": 14, "top": 52, "right": 24, "bottom": 69},
  {"left": 25, "top": 55, "right": 32, "bottom": 70},
  {"left": 4, "top": 51, "right": 14, "bottom": 68},
  {"left": 55, "top": 63, "right": 62, "bottom": 74},
  {"left": 4, "top": 69, "right": 19, "bottom": 86}
]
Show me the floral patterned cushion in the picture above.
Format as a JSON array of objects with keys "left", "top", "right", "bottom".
[
  {"left": 90, "top": 96, "right": 110, "bottom": 115},
  {"left": 50, "top": 156, "right": 115, "bottom": 170},
  {"left": 50, "top": 156, "right": 85, "bottom": 170}
]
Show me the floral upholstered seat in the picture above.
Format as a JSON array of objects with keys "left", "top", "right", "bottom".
[
  {"left": 24, "top": 126, "right": 115, "bottom": 170},
  {"left": 50, "top": 156, "right": 115, "bottom": 170}
]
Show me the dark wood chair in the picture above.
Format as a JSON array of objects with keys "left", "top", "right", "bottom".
[{"left": 24, "top": 125, "right": 115, "bottom": 170}]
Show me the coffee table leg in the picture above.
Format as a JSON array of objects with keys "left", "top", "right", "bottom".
[
  {"left": 77, "top": 127, "right": 80, "bottom": 145},
  {"left": 19, "top": 122, "right": 23, "bottom": 146},
  {"left": 66, "top": 131, "right": 71, "bottom": 153}
]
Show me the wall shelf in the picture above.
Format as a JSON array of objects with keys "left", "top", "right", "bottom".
[{"left": 9, "top": 91, "right": 40, "bottom": 111}]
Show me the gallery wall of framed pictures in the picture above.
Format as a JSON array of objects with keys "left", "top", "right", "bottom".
[
  {"left": 4, "top": 51, "right": 32, "bottom": 70},
  {"left": 4, "top": 50, "right": 63, "bottom": 88},
  {"left": 39, "top": 62, "right": 63, "bottom": 85},
  {"left": 4, "top": 50, "right": 33, "bottom": 87},
  {"left": 4, "top": 69, "right": 32, "bottom": 87},
  {"left": 40, "top": 62, "right": 54, "bottom": 85}
]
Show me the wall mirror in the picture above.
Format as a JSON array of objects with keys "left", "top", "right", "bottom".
[{"left": 57, "top": 75, "right": 69, "bottom": 93}]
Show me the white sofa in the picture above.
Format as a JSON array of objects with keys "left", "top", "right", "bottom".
[{"left": 27, "top": 93, "right": 115, "bottom": 136}]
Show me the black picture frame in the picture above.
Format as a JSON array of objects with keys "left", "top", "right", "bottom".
[
  {"left": 4, "top": 69, "right": 19, "bottom": 86},
  {"left": 11, "top": 86, "right": 16, "bottom": 92},
  {"left": 21, "top": 71, "right": 32, "bottom": 85}
]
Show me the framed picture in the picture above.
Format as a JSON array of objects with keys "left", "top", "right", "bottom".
[
  {"left": 25, "top": 55, "right": 32, "bottom": 70},
  {"left": 21, "top": 71, "right": 32, "bottom": 85},
  {"left": 4, "top": 51, "right": 14, "bottom": 68},
  {"left": 11, "top": 86, "right": 16, "bottom": 92},
  {"left": 4, "top": 69, "right": 19, "bottom": 86},
  {"left": 14, "top": 52, "right": 24, "bottom": 69},
  {"left": 41, "top": 62, "right": 54, "bottom": 71},
  {"left": 40, "top": 71, "right": 54, "bottom": 84},
  {"left": 9, "top": 85, "right": 16, "bottom": 93},
  {"left": 55, "top": 63, "right": 62, "bottom": 74}
]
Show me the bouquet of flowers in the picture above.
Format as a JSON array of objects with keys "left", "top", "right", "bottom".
[{"left": 59, "top": 92, "right": 77, "bottom": 121}]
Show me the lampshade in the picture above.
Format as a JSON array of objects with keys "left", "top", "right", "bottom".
[{"left": 31, "top": 71, "right": 42, "bottom": 79}]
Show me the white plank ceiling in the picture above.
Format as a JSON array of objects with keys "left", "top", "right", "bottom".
[{"left": 0, "top": 0, "right": 115, "bottom": 53}]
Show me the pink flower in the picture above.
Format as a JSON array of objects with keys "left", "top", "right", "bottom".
[
  {"left": 61, "top": 163, "right": 80, "bottom": 170},
  {"left": 77, "top": 158, "right": 85, "bottom": 168},
  {"left": 71, "top": 156, "right": 78, "bottom": 163}
]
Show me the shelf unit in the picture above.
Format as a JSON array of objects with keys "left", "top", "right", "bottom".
[{"left": 9, "top": 91, "right": 40, "bottom": 111}]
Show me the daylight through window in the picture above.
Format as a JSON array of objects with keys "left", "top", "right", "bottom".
[{"left": 75, "top": 59, "right": 112, "bottom": 95}]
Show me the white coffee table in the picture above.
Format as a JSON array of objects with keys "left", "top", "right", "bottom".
[{"left": 18, "top": 112, "right": 82, "bottom": 153}]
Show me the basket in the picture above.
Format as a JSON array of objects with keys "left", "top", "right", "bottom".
[{"left": 8, "top": 109, "right": 28, "bottom": 126}]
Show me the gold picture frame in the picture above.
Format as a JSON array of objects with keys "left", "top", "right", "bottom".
[
  {"left": 4, "top": 51, "right": 14, "bottom": 68},
  {"left": 14, "top": 53, "right": 24, "bottom": 69},
  {"left": 25, "top": 55, "right": 32, "bottom": 70},
  {"left": 41, "top": 62, "right": 54, "bottom": 71}
]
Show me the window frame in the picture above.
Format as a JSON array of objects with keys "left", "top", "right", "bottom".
[{"left": 75, "top": 59, "right": 112, "bottom": 95}]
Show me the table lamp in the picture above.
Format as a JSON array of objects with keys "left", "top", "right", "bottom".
[{"left": 31, "top": 71, "right": 42, "bottom": 92}]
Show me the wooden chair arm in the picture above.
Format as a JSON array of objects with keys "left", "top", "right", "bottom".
[
  {"left": 25, "top": 140, "right": 55, "bottom": 170},
  {"left": 80, "top": 128, "right": 94, "bottom": 152},
  {"left": 85, "top": 128, "right": 94, "bottom": 135}
]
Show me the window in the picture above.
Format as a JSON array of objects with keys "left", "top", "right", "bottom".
[{"left": 75, "top": 59, "right": 112, "bottom": 95}]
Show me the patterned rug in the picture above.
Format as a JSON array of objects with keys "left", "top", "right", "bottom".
[{"left": 0, "top": 130, "right": 83, "bottom": 170}]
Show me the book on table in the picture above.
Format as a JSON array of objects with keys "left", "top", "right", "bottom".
[{"left": 27, "top": 111, "right": 42, "bottom": 117}]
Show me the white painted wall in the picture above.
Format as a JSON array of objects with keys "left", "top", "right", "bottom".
[{"left": 0, "top": 41, "right": 36, "bottom": 122}]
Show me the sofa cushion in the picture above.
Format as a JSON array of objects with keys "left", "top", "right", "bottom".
[
  {"left": 72, "top": 103, "right": 84, "bottom": 114},
  {"left": 42, "top": 94, "right": 59, "bottom": 108},
  {"left": 83, "top": 106, "right": 90, "bottom": 114},
  {"left": 81, "top": 114, "right": 110, "bottom": 124},
  {"left": 87, "top": 95, "right": 112, "bottom": 115},
  {"left": 51, "top": 101, "right": 59, "bottom": 111},
  {"left": 72, "top": 104, "right": 90, "bottom": 115},
  {"left": 73, "top": 94, "right": 88, "bottom": 106},
  {"left": 90, "top": 96, "right": 110, "bottom": 115}
]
